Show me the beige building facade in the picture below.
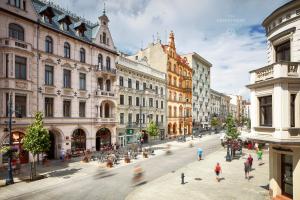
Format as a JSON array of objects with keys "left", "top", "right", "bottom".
[
  {"left": 116, "top": 55, "right": 167, "bottom": 145},
  {"left": 0, "top": 0, "right": 118, "bottom": 164},
  {"left": 247, "top": 1, "right": 300, "bottom": 199}
]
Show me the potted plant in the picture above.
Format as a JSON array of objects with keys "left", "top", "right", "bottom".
[
  {"left": 124, "top": 155, "right": 130, "bottom": 163},
  {"left": 143, "top": 150, "right": 148, "bottom": 158},
  {"left": 106, "top": 158, "right": 113, "bottom": 168}
]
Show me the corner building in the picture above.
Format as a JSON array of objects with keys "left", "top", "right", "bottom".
[
  {"left": 247, "top": 1, "right": 300, "bottom": 199},
  {"left": 129, "top": 32, "right": 193, "bottom": 138},
  {"left": 0, "top": 0, "right": 118, "bottom": 164}
]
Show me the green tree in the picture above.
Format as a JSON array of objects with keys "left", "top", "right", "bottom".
[
  {"left": 211, "top": 117, "right": 219, "bottom": 132},
  {"left": 146, "top": 121, "right": 159, "bottom": 139},
  {"left": 23, "top": 112, "right": 50, "bottom": 179},
  {"left": 225, "top": 114, "right": 240, "bottom": 140}
]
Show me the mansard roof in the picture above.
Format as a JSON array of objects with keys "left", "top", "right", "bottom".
[{"left": 31, "top": 0, "right": 117, "bottom": 54}]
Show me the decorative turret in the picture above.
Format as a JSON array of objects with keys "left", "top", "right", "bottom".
[
  {"left": 98, "top": 3, "right": 109, "bottom": 26},
  {"left": 168, "top": 31, "right": 176, "bottom": 50}
]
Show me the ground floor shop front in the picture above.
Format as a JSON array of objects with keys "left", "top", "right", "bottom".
[
  {"left": 0, "top": 124, "right": 117, "bottom": 164},
  {"left": 269, "top": 144, "right": 300, "bottom": 200}
]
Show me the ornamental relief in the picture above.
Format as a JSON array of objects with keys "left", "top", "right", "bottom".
[
  {"left": 15, "top": 80, "right": 28, "bottom": 89},
  {"left": 288, "top": 63, "right": 298, "bottom": 74},
  {"left": 256, "top": 67, "right": 274, "bottom": 81}
]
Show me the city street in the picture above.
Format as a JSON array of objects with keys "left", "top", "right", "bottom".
[{"left": 0, "top": 134, "right": 221, "bottom": 200}]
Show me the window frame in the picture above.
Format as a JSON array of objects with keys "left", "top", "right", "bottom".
[
  {"left": 259, "top": 95, "right": 272, "bottom": 127},
  {"left": 79, "top": 73, "right": 86, "bottom": 90},
  {"left": 45, "top": 65, "right": 54, "bottom": 85},
  {"left": 80, "top": 48, "right": 86, "bottom": 63},
  {"left": 64, "top": 42, "right": 71, "bottom": 58},
  {"left": 15, "top": 55, "right": 27, "bottom": 80},
  {"left": 45, "top": 36, "right": 53, "bottom": 53}
]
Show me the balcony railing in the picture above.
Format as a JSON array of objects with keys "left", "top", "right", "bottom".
[
  {"left": 0, "top": 38, "right": 32, "bottom": 52},
  {"left": 95, "top": 65, "right": 116, "bottom": 75},
  {"left": 95, "top": 89, "right": 115, "bottom": 97},
  {"left": 251, "top": 61, "right": 300, "bottom": 83}
]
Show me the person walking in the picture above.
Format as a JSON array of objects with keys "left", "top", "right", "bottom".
[
  {"left": 257, "top": 149, "right": 263, "bottom": 161},
  {"left": 244, "top": 160, "right": 251, "bottom": 180},
  {"left": 247, "top": 154, "right": 253, "bottom": 170},
  {"left": 197, "top": 148, "right": 203, "bottom": 161},
  {"left": 214, "top": 163, "right": 222, "bottom": 182}
]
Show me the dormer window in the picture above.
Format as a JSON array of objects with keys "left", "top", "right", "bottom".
[
  {"left": 40, "top": 7, "right": 55, "bottom": 24},
  {"left": 58, "top": 15, "right": 72, "bottom": 31},
  {"left": 74, "top": 22, "right": 87, "bottom": 37}
]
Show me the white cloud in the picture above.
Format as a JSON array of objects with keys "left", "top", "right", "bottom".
[{"left": 52, "top": 0, "right": 290, "bottom": 98}]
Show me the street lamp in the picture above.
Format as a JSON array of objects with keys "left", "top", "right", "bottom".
[{"left": 6, "top": 92, "right": 14, "bottom": 185}]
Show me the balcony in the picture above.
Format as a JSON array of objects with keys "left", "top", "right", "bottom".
[
  {"left": 94, "top": 117, "right": 117, "bottom": 124},
  {"left": 0, "top": 38, "right": 32, "bottom": 52},
  {"left": 249, "top": 61, "right": 300, "bottom": 84},
  {"left": 95, "top": 89, "right": 116, "bottom": 98},
  {"left": 95, "top": 65, "right": 116, "bottom": 76}
]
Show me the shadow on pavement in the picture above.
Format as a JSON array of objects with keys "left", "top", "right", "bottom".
[
  {"left": 260, "top": 184, "right": 269, "bottom": 191},
  {"left": 46, "top": 168, "right": 82, "bottom": 178},
  {"left": 93, "top": 169, "right": 117, "bottom": 179}
]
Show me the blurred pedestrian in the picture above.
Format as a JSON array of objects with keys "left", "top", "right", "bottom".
[
  {"left": 247, "top": 154, "right": 253, "bottom": 170},
  {"left": 197, "top": 148, "right": 203, "bottom": 160},
  {"left": 244, "top": 160, "right": 250, "bottom": 179},
  {"left": 60, "top": 148, "right": 65, "bottom": 162},
  {"left": 257, "top": 149, "right": 263, "bottom": 161},
  {"left": 214, "top": 162, "right": 222, "bottom": 182}
]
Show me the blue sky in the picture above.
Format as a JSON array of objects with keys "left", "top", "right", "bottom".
[{"left": 53, "top": 0, "right": 290, "bottom": 98}]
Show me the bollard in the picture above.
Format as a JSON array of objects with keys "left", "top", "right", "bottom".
[{"left": 181, "top": 173, "right": 185, "bottom": 184}]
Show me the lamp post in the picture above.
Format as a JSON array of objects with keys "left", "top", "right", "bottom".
[{"left": 6, "top": 92, "right": 14, "bottom": 185}]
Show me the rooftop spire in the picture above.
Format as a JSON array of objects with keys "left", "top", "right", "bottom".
[
  {"left": 169, "top": 31, "right": 175, "bottom": 49},
  {"left": 103, "top": 1, "right": 106, "bottom": 15}
]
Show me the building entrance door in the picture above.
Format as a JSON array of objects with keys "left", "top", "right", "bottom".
[
  {"left": 281, "top": 154, "right": 293, "bottom": 198},
  {"left": 118, "top": 136, "right": 125, "bottom": 147}
]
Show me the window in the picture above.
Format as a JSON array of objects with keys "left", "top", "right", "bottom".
[
  {"left": 106, "top": 57, "right": 111, "bottom": 70},
  {"left": 45, "top": 97, "right": 54, "bottom": 117},
  {"left": 119, "top": 76, "right": 124, "bottom": 86},
  {"left": 120, "top": 95, "right": 124, "bottom": 105},
  {"left": 45, "top": 36, "right": 53, "bottom": 53},
  {"left": 136, "top": 80, "right": 139, "bottom": 90},
  {"left": 291, "top": 94, "right": 296, "bottom": 127},
  {"left": 156, "top": 100, "right": 159, "bottom": 108},
  {"left": 79, "top": 102, "right": 86, "bottom": 117},
  {"left": 64, "top": 42, "right": 70, "bottom": 58},
  {"left": 160, "top": 87, "right": 163, "bottom": 95},
  {"left": 79, "top": 73, "right": 86, "bottom": 90},
  {"left": 161, "top": 101, "right": 164, "bottom": 109},
  {"left": 128, "top": 96, "right": 132, "bottom": 106},
  {"left": 15, "top": 94, "right": 26, "bottom": 118},
  {"left": 128, "top": 113, "right": 132, "bottom": 124},
  {"left": 155, "top": 86, "right": 158, "bottom": 94},
  {"left": 63, "top": 100, "right": 71, "bottom": 117},
  {"left": 63, "top": 69, "right": 71, "bottom": 88},
  {"left": 15, "top": 56, "right": 26, "bottom": 80},
  {"left": 143, "top": 82, "right": 146, "bottom": 90},
  {"left": 98, "top": 78, "right": 103, "bottom": 90},
  {"left": 150, "top": 84, "right": 153, "bottom": 89},
  {"left": 102, "top": 32, "right": 106, "bottom": 44},
  {"left": 106, "top": 80, "right": 111, "bottom": 91},
  {"left": 6, "top": 54, "right": 9, "bottom": 78},
  {"left": 128, "top": 78, "right": 132, "bottom": 88},
  {"left": 136, "top": 97, "right": 140, "bottom": 106},
  {"left": 9, "top": 23, "right": 24, "bottom": 41},
  {"left": 143, "top": 114, "right": 145, "bottom": 124},
  {"left": 45, "top": 65, "right": 54, "bottom": 85},
  {"left": 259, "top": 96, "right": 272, "bottom": 127},
  {"left": 136, "top": 114, "right": 140, "bottom": 124},
  {"left": 276, "top": 41, "right": 290, "bottom": 62},
  {"left": 149, "top": 98, "right": 153, "bottom": 107},
  {"left": 80, "top": 48, "right": 85, "bottom": 63},
  {"left": 143, "top": 98, "right": 145, "bottom": 107},
  {"left": 62, "top": 22, "right": 69, "bottom": 31},
  {"left": 161, "top": 115, "right": 164, "bottom": 123},
  {"left": 120, "top": 113, "right": 124, "bottom": 124},
  {"left": 156, "top": 115, "right": 159, "bottom": 123},
  {"left": 98, "top": 54, "right": 103, "bottom": 69}
]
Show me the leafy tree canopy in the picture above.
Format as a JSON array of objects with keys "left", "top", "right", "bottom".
[{"left": 146, "top": 121, "right": 159, "bottom": 137}]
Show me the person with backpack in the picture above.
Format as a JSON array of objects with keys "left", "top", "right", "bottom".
[
  {"left": 247, "top": 154, "right": 253, "bottom": 170},
  {"left": 244, "top": 160, "right": 251, "bottom": 180},
  {"left": 214, "top": 163, "right": 222, "bottom": 182}
]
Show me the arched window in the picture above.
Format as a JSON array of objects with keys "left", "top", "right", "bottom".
[
  {"left": 174, "top": 107, "right": 177, "bottom": 117},
  {"left": 45, "top": 36, "right": 53, "bottom": 53},
  {"left": 102, "top": 32, "right": 106, "bottom": 44},
  {"left": 98, "top": 54, "right": 103, "bottom": 69},
  {"left": 80, "top": 48, "right": 85, "bottom": 63},
  {"left": 106, "top": 57, "right": 111, "bottom": 70},
  {"left": 71, "top": 129, "right": 86, "bottom": 152},
  {"left": 64, "top": 42, "right": 70, "bottom": 58},
  {"left": 9, "top": 23, "right": 24, "bottom": 41},
  {"left": 104, "top": 103, "right": 110, "bottom": 118},
  {"left": 106, "top": 79, "right": 111, "bottom": 91}
]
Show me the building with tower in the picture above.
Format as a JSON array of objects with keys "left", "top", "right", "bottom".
[{"left": 0, "top": 0, "right": 118, "bottom": 164}]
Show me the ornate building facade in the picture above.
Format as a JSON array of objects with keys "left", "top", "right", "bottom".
[
  {"left": 116, "top": 55, "right": 167, "bottom": 145},
  {"left": 129, "top": 32, "right": 193, "bottom": 138},
  {"left": 247, "top": 1, "right": 300, "bottom": 199},
  {"left": 0, "top": 0, "right": 118, "bottom": 163}
]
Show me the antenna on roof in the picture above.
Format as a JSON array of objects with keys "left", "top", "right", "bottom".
[{"left": 103, "top": 0, "right": 106, "bottom": 15}]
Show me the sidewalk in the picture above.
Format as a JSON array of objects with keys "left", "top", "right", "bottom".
[
  {"left": 126, "top": 148, "right": 270, "bottom": 200},
  {"left": 0, "top": 134, "right": 220, "bottom": 186}
]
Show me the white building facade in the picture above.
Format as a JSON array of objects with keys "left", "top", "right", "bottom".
[
  {"left": 247, "top": 1, "right": 300, "bottom": 199},
  {"left": 0, "top": 0, "right": 118, "bottom": 164},
  {"left": 116, "top": 56, "right": 167, "bottom": 145},
  {"left": 184, "top": 53, "right": 211, "bottom": 133}
]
